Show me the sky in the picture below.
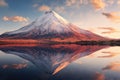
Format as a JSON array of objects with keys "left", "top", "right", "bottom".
[{"left": 0, "top": 0, "right": 120, "bottom": 39}]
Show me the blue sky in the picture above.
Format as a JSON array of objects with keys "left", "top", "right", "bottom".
[{"left": 0, "top": 0, "right": 120, "bottom": 38}]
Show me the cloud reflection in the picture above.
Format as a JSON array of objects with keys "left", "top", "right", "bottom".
[
  {"left": 2, "top": 63, "right": 27, "bottom": 69},
  {"left": 103, "top": 61, "right": 120, "bottom": 71},
  {"left": 94, "top": 72, "right": 105, "bottom": 80},
  {"left": 98, "top": 51, "right": 120, "bottom": 58}
]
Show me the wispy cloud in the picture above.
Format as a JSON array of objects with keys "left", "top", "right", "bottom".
[
  {"left": 33, "top": 4, "right": 39, "bottom": 8},
  {"left": 65, "top": 0, "right": 86, "bottom": 7},
  {"left": 65, "top": 0, "right": 77, "bottom": 6},
  {"left": 86, "top": 27, "right": 120, "bottom": 39},
  {"left": 107, "top": 0, "right": 114, "bottom": 5},
  {"left": 0, "top": 0, "right": 8, "bottom": 7},
  {"left": 3, "top": 16, "right": 28, "bottom": 22},
  {"left": 98, "top": 27, "right": 117, "bottom": 34},
  {"left": 38, "top": 5, "right": 50, "bottom": 11},
  {"left": 102, "top": 61, "right": 120, "bottom": 71},
  {"left": 54, "top": 6, "right": 65, "bottom": 13},
  {"left": 91, "top": 0, "right": 106, "bottom": 10},
  {"left": 102, "top": 12, "right": 120, "bottom": 23}
]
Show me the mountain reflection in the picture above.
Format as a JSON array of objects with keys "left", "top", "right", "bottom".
[
  {"left": 0, "top": 44, "right": 106, "bottom": 74},
  {"left": 0, "top": 44, "right": 106, "bottom": 80}
]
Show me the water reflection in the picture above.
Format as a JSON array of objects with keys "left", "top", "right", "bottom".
[{"left": 0, "top": 44, "right": 119, "bottom": 80}]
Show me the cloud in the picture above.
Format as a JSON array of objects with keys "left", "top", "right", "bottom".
[
  {"left": 65, "top": 0, "right": 77, "bottom": 6},
  {"left": 38, "top": 5, "right": 50, "bottom": 11},
  {"left": 98, "top": 27, "right": 117, "bottom": 34},
  {"left": 117, "top": 0, "right": 120, "bottom": 5},
  {"left": 0, "top": 0, "right": 8, "bottom": 7},
  {"left": 2, "top": 16, "right": 28, "bottom": 22},
  {"left": 33, "top": 4, "right": 39, "bottom": 8},
  {"left": 102, "top": 61, "right": 120, "bottom": 71},
  {"left": 86, "top": 27, "right": 120, "bottom": 39},
  {"left": 102, "top": 12, "right": 120, "bottom": 23},
  {"left": 91, "top": 0, "right": 106, "bottom": 10},
  {"left": 94, "top": 72, "right": 105, "bottom": 80},
  {"left": 65, "top": 0, "right": 86, "bottom": 7},
  {"left": 54, "top": 6, "right": 65, "bottom": 13},
  {"left": 107, "top": 0, "right": 114, "bottom": 5}
]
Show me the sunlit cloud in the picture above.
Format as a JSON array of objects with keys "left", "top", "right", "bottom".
[
  {"left": 98, "top": 27, "right": 117, "bottom": 34},
  {"left": 102, "top": 61, "right": 120, "bottom": 71},
  {"left": 91, "top": 0, "right": 106, "bottom": 10},
  {"left": 0, "top": 0, "right": 8, "bottom": 7},
  {"left": 38, "top": 5, "right": 50, "bottom": 11},
  {"left": 2, "top": 16, "right": 28, "bottom": 22},
  {"left": 117, "top": 0, "right": 120, "bottom": 5},
  {"left": 94, "top": 72, "right": 105, "bottom": 80},
  {"left": 102, "top": 12, "right": 120, "bottom": 23}
]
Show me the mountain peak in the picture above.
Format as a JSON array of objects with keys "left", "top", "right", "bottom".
[
  {"left": 42, "top": 10, "right": 69, "bottom": 24},
  {"left": 45, "top": 10, "right": 54, "bottom": 14}
]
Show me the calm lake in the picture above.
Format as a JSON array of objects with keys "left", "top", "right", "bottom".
[{"left": 0, "top": 44, "right": 120, "bottom": 80}]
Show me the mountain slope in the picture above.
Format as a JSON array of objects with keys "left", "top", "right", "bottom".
[{"left": 0, "top": 11, "right": 107, "bottom": 41}]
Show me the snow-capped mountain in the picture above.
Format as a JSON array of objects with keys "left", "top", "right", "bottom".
[{"left": 0, "top": 11, "right": 106, "bottom": 41}]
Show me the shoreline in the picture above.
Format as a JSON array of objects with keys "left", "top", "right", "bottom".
[{"left": 0, "top": 39, "right": 120, "bottom": 46}]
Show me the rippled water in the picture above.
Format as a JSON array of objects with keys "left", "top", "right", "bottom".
[{"left": 0, "top": 44, "right": 120, "bottom": 80}]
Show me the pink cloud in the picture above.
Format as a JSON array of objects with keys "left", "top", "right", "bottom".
[
  {"left": 102, "top": 12, "right": 120, "bottom": 23},
  {"left": 38, "top": 5, "right": 50, "bottom": 11},
  {"left": 117, "top": 0, "right": 120, "bottom": 5},
  {"left": 91, "top": 0, "right": 106, "bottom": 10},
  {"left": 98, "top": 27, "right": 117, "bottom": 34},
  {"left": 3, "top": 16, "right": 28, "bottom": 22}
]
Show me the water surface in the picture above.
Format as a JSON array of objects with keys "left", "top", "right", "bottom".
[{"left": 0, "top": 44, "right": 120, "bottom": 80}]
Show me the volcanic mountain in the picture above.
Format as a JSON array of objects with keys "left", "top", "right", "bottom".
[{"left": 0, "top": 11, "right": 107, "bottom": 42}]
